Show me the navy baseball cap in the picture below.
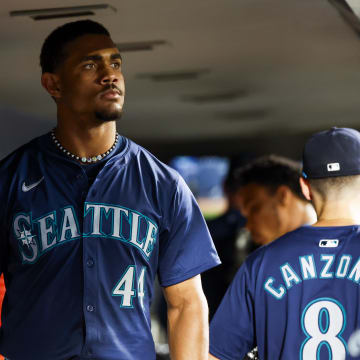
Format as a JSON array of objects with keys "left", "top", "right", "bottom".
[{"left": 302, "top": 127, "right": 360, "bottom": 179}]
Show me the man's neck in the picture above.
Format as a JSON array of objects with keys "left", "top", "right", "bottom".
[
  {"left": 302, "top": 203, "right": 317, "bottom": 225},
  {"left": 54, "top": 120, "right": 117, "bottom": 159},
  {"left": 313, "top": 219, "right": 358, "bottom": 227},
  {"left": 312, "top": 200, "right": 360, "bottom": 227},
  {"left": 287, "top": 199, "right": 316, "bottom": 230}
]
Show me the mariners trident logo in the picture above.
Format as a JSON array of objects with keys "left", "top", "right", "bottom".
[{"left": 18, "top": 229, "right": 37, "bottom": 247}]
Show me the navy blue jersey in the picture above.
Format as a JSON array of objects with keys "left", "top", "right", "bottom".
[
  {"left": 0, "top": 132, "right": 220, "bottom": 360},
  {"left": 210, "top": 225, "right": 360, "bottom": 360}
]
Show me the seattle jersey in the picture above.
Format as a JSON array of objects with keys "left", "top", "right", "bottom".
[
  {"left": 210, "top": 225, "right": 360, "bottom": 360},
  {"left": 0, "top": 132, "right": 220, "bottom": 360}
]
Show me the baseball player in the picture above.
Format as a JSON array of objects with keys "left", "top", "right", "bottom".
[
  {"left": 0, "top": 20, "right": 220, "bottom": 360},
  {"left": 234, "top": 154, "right": 316, "bottom": 246},
  {"left": 209, "top": 127, "right": 360, "bottom": 359}
]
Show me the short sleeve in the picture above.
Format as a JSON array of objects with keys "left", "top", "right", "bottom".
[
  {"left": 157, "top": 175, "right": 220, "bottom": 287},
  {"left": 209, "top": 263, "right": 256, "bottom": 359}
]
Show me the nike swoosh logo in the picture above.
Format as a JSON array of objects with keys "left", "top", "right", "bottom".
[{"left": 22, "top": 177, "right": 44, "bottom": 192}]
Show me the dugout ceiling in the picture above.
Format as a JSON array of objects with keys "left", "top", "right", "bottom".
[{"left": 1, "top": 0, "right": 360, "bottom": 160}]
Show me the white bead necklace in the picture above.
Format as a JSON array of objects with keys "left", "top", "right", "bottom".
[{"left": 51, "top": 129, "right": 119, "bottom": 164}]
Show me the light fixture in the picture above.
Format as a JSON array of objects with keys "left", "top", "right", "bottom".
[
  {"left": 136, "top": 69, "right": 211, "bottom": 82},
  {"left": 181, "top": 90, "right": 248, "bottom": 104},
  {"left": 116, "top": 40, "right": 169, "bottom": 52},
  {"left": 10, "top": 4, "right": 116, "bottom": 21}
]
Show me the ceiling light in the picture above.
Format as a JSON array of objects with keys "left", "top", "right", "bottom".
[
  {"left": 136, "top": 69, "right": 210, "bottom": 82},
  {"left": 116, "top": 40, "right": 169, "bottom": 52},
  {"left": 10, "top": 4, "right": 116, "bottom": 21},
  {"left": 217, "top": 109, "right": 269, "bottom": 121},
  {"left": 181, "top": 90, "right": 248, "bottom": 104}
]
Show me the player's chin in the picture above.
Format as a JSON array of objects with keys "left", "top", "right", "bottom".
[
  {"left": 252, "top": 233, "right": 267, "bottom": 246},
  {"left": 94, "top": 101, "right": 123, "bottom": 121},
  {"left": 95, "top": 107, "right": 123, "bottom": 122}
]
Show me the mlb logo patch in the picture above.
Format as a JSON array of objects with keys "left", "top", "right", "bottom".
[
  {"left": 319, "top": 239, "right": 339, "bottom": 248},
  {"left": 327, "top": 162, "right": 340, "bottom": 172}
]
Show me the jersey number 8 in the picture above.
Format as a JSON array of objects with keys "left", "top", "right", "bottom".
[{"left": 300, "top": 297, "right": 347, "bottom": 359}]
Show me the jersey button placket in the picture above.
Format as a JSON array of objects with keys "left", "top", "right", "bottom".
[
  {"left": 81, "top": 169, "right": 99, "bottom": 354},
  {"left": 86, "top": 258, "right": 94, "bottom": 267}
]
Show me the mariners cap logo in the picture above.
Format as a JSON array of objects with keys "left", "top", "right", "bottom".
[
  {"left": 327, "top": 163, "right": 340, "bottom": 172},
  {"left": 319, "top": 239, "right": 339, "bottom": 247}
]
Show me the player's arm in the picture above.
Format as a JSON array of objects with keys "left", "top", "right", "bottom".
[{"left": 163, "top": 274, "right": 209, "bottom": 360}]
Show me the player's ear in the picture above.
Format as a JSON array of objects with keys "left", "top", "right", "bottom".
[
  {"left": 276, "top": 185, "right": 291, "bottom": 206},
  {"left": 41, "top": 73, "right": 61, "bottom": 100},
  {"left": 275, "top": 185, "right": 291, "bottom": 206},
  {"left": 299, "top": 177, "right": 312, "bottom": 201}
]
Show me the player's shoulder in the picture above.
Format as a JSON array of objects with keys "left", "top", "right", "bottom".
[
  {"left": 0, "top": 135, "right": 43, "bottom": 206},
  {"left": 244, "top": 226, "right": 309, "bottom": 268},
  {"left": 267, "top": 226, "right": 307, "bottom": 248},
  {"left": 244, "top": 224, "right": 360, "bottom": 271},
  {"left": 0, "top": 135, "right": 42, "bottom": 175},
  {"left": 230, "top": 228, "right": 306, "bottom": 292},
  {"left": 270, "top": 224, "right": 360, "bottom": 248},
  {"left": 123, "top": 137, "right": 181, "bottom": 185}
]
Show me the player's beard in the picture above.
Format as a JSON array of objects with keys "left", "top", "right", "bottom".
[
  {"left": 95, "top": 108, "right": 123, "bottom": 122},
  {"left": 95, "top": 84, "right": 124, "bottom": 122}
]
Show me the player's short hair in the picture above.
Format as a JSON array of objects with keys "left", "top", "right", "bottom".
[
  {"left": 309, "top": 175, "right": 360, "bottom": 199},
  {"left": 40, "top": 19, "right": 110, "bottom": 73},
  {"left": 223, "top": 156, "right": 252, "bottom": 195},
  {"left": 235, "top": 154, "right": 305, "bottom": 200}
]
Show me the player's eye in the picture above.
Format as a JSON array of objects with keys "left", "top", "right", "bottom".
[
  {"left": 111, "top": 62, "right": 121, "bottom": 69},
  {"left": 83, "top": 63, "right": 95, "bottom": 70}
]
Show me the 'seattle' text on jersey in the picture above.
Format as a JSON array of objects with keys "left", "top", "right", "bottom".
[{"left": 13, "top": 203, "right": 157, "bottom": 264}]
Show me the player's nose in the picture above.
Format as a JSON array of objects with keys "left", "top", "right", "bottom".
[{"left": 100, "top": 66, "right": 121, "bottom": 86}]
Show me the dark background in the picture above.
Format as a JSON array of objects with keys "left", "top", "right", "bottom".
[{"left": 1, "top": 0, "right": 360, "bottom": 162}]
